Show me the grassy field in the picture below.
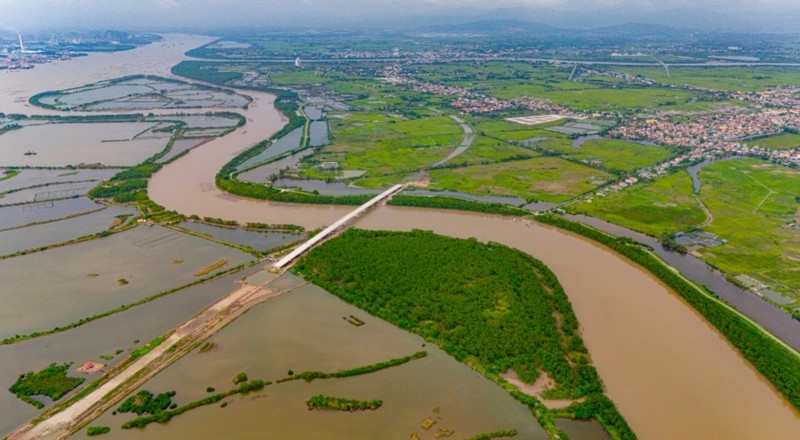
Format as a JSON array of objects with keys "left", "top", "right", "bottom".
[
  {"left": 569, "top": 158, "right": 800, "bottom": 303},
  {"left": 411, "top": 61, "right": 706, "bottom": 112},
  {"left": 304, "top": 112, "right": 462, "bottom": 181},
  {"left": 542, "top": 87, "right": 699, "bottom": 111},
  {"left": 429, "top": 157, "right": 612, "bottom": 202},
  {"left": 445, "top": 136, "right": 537, "bottom": 167},
  {"left": 609, "top": 66, "right": 800, "bottom": 92},
  {"left": 269, "top": 70, "right": 332, "bottom": 85},
  {"left": 743, "top": 133, "right": 800, "bottom": 150},
  {"left": 472, "top": 119, "right": 575, "bottom": 151},
  {"left": 567, "top": 170, "right": 705, "bottom": 236},
  {"left": 566, "top": 138, "right": 673, "bottom": 173},
  {"left": 696, "top": 159, "right": 800, "bottom": 298}
]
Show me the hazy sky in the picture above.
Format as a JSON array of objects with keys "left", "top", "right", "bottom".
[{"left": 0, "top": 0, "right": 796, "bottom": 31}]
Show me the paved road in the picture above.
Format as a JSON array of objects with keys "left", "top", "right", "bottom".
[{"left": 430, "top": 116, "right": 475, "bottom": 168}]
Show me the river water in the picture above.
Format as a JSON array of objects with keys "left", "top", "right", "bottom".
[{"left": 1, "top": 34, "right": 798, "bottom": 439}]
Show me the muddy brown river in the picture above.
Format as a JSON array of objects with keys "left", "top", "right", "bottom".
[{"left": 2, "top": 34, "right": 798, "bottom": 439}]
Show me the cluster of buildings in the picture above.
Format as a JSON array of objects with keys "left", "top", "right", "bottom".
[
  {"left": 606, "top": 176, "right": 640, "bottom": 192},
  {"left": 611, "top": 107, "right": 800, "bottom": 169},
  {"left": 0, "top": 34, "right": 72, "bottom": 71},
  {"left": 733, "top": 87, "right": 800, "bottom": 109}
]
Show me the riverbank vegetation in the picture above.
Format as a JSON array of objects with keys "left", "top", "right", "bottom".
[
  {"left": 9, "top": 363, "right": 85, "bottom": 408},
  {"left": 534, "top": 213, "right": 800, "bottom": 410},
  {"left": 388, "top": 195, "right": 528, "bottom": 216},
  {"left": 293, "top": 229, "right": 633, "bottom": 439}
]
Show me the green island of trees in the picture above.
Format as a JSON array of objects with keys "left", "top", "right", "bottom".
[
  {"left": 276, "top": 351, "right": 427, "bottom": 384},
  {"left": 306, "top": 395, "right": 383, "bottom": 411},
  {"left": 293, "top": 229, "right": 633, "bottom": 439},
  {"left": 117, "top": 390, "right": 176, "bottom": 416},
  {"left": 232, "top": 372, "right": 248, "bottom": 385},
  {"left": 86, "top": 426, "right": 111, "bottom": 436},
  {"left": 121, "top": 379, "right": 267, "bottom": 429},
  {"left": 9, "top": 363, "right": 85, "bottom": 409}
]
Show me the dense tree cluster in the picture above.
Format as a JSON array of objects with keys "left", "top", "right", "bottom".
[
  {"left": 9, "top": 363, "right": 85, "bottom": 408},
  {"left": 86, "top": 426, "right": 111, "bottom": 436},
  {"left": 117, "top": 390, "right": 176, "bottom": 416},
  {"left": 121, "top": 379, "right": 266, "bottom": 429},
  {"left": 293, "top": 229, "right": 637, "bottom": 438},
  {"left": 294, "top": 229, "right": 595, "bottom": 396}
]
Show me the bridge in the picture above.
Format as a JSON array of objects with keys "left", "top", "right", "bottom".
[{"left": 273, "top": 184, "right": 404, "bottom": 269}]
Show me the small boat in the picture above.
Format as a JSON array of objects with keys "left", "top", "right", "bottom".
[{"left": 24, "top": 150, "right": 37, "bottom": 155}]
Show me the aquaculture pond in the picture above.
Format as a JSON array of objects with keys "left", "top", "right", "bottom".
[
  {"left": 75, "top": 285, "right": 546, "bottom": 439},
  {"left": 0, "top": 205, "right": 136, "bottom": 256},
  {"left": 0, "top": 122, "right": 169, "bottom": 167},
  {"left": 177, "top": 222, "right": 303, "bottom": 251},
  {"left": 0, "top": 264, "right": 269, "bottom": 435},
  {"left": 0, "top": 225, "right": 254, "bottom": 339}
]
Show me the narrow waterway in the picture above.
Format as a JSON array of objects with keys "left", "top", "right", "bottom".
[{"left": 564, "top": 213, "right": 800, "bottom": 350}]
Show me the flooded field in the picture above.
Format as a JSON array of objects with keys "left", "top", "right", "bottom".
[
  {"left": 160, "top": 115, "right": 241, "bottom": 129},
  {"left": 177, "top": 222, "right": 303, "bottom": 251},
  {"left": 236, "top": 127, "right": 304, "bottom": 171},
  {"left": 0, "top": 181, "right": 94, "bottom": 205},
  {"left": 0, "top": 205, "right": 136, "bottom": 256},
  {"left": 0, "top": 225, "right": 254, "bottom": 339},
  {"left": 74, "top": 285, "right": 546, "bottom": 440},
  {"left": 0, "top": 169, "right": 118, "bottom": 194},
  {"left": 304, "top": 106, "right": 324, "bottom": 120},
  {"left": 155, "top": 139, "right": 208, "bottom": 164},
  {"left": 309, "top": 120, "right": 329, "bottom": 147},
  {"left": 0, "top": 122, "right": 169, "bottom": 167},
  {"left": 0, "top": 197, "right": 104, "bottom": 230},
  {"left": 0, "top": 264, "right": 268, "bottom": 436},
  {"left": 35, "top": 76, "right": 250, "bottom": 112},
  {"left": 237, "top": 149, "right": 314, "bottom": 183}
]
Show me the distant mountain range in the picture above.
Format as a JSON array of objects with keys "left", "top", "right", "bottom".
[
  {"left": 415, "top": 20, "right": 686, "bottom": 37},
  {"left": 369, "top": 6, "right": 800, "bottom": 35}
]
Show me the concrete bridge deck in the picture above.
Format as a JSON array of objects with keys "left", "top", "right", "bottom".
[{"left": 273, "top": 184, "right": 404, "bottom": 269}]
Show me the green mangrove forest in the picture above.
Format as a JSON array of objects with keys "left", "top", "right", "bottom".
[{"left": 293, "top": 228, "right": 634, "bottom": 439}]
